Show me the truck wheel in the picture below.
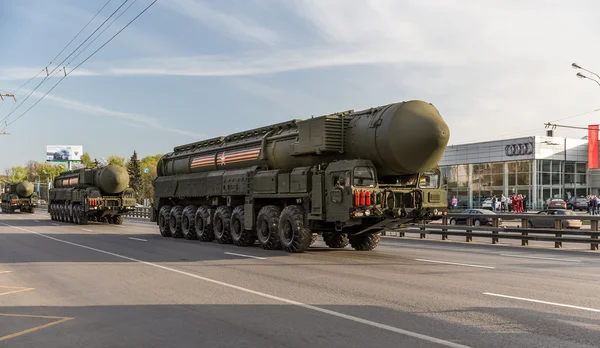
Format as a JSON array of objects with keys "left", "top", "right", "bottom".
[
  {"left": 29, "top": 207, "right": 35, "bottom": 214},
  {"left": 73, "top": 206, "right": 80, "bottom": 225},
  {"left": 112, "top": 215, "right": 124, "bottom": 225},
  {"left": 158, "top": 205, "right": 172, "bottom": 237},
  {"left": 194, "top": 206, "right": 214, "bottom": 242},
  {"left": 231, "top": 206, "right": 255, "bottom": 247},
  {"left": 349, "top": 232, "right": 381, "bottom": 251},
  {"left": 256, "top": 205, "right": 281, "bottom": 250},
  {"left": 169, "top": 205, "right": 184, "bottom": 238},
  {"left": 181, "top": 205, "right": 198, "bottom": 240},
  {"left": 213, "top": 206, "right": 233, "bottom": 244},
  {"left": 80, "top": 209, "right": 89, "bottom": 225},
  {"left": 278, "top": 205, "right": 312, "bottom": 253},
  {"left": 323, "top": 233, "right": 349, "bottom": 248}
]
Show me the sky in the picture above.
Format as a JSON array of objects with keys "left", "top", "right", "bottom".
[{"left": 1, "top": 0, "right": 600, "bottom": 172}]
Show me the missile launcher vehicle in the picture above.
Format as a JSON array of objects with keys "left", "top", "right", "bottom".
[
  {"left": 151, "top": 100, "right": 451, "bottom": 252},
  {"left": 48, "top": 165, "right": 136, "bottom": 224},
  {"left": 1, "top": 181, "right": 39, "bottom": 213}
]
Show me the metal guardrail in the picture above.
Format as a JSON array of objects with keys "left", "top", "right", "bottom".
[
  {"left": 123, "top": 207, "right": 600, "bottom": 250},
  {"left": 124, "top": 207, "right": 151, "bottom": 219},
  {"left": 401, "top": 213, "right": 600, "bottom": 251}
]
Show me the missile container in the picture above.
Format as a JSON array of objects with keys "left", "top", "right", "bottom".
[
  {"left": 1, "top": 181, "right": 39, "bottom": 213},
  {"left": 48, "top": 164, "right": 136, "bottom": 225},
  {"left": 152, "top": 100, "right": 451, "bottom": 252}
]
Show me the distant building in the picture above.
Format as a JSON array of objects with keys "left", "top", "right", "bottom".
[{"left": 439, "top": 135, "right": 600, "bottom": 209}]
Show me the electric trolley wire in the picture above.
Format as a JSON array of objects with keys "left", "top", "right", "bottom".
[
  {"left": 3, "top": 0, "right": 158, "bottom": 130},
  {"left": 1, "top": 0, "right": 129, "bottom": 124},
  {"left": 11, "top": 0, "right": 114, "bottom": 97}
]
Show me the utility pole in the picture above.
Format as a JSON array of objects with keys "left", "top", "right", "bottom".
[{"left": 0, "top": 93, "right": 16, "bottom": 135}]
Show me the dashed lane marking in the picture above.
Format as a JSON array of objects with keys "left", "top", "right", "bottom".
[
  {"left": 128, "top": 237, "right": 147, "bottom": 242},
  {"left": 0, "top": 313, "right": 73, "bottom": 342},
  {"left": 0, "top": 286, "right": 35, "bottom": 296},
  {"left": 499, "top": 254, "right": 581, "bottom": 263},
  {"left": 0, "top": 271, "right": 12, "bottom": 275},
  {"left": 415, "top": 259, "right": 495, "bottom": 269},
  {"left": 224, "top": 252, "right": 266, "bottom": 260},
  {"left": 81, "top": 229, "right": 92, "bottom": 232},
  {"left": 0, "top": 221, "right": 473, "bottom": 348}
]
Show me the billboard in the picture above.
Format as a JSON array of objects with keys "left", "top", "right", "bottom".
[
  {"left": 589, "top": 125, "right": 599, "bottom": 169},
  {"left": 46, "top": 145, "right": 83, "bottom": 162}
]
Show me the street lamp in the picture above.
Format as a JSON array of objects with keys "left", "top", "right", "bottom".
[{"left": 573, "top": 62, "right": 600, "bottom": 86}]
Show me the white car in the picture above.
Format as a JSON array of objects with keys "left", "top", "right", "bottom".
[{"left": 481, "top": 198, "right": 501, "bottom": 210}]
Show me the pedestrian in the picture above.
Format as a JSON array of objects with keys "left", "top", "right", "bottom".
[
  {"left": 491, "top": 195, "right": 497, "bottom": 212},
  {"left": 500, "top": 194, "right": 506, "bottom": 212},
  {"left": 451, "top": 196, "right": 457, "bottom": 210},
  {"left": 522, "top": 194, "right": 528, "bottom": 212}
]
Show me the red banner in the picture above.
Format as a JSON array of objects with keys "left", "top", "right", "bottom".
[{"left": 589, "top": 125, "right": 599, "bottom": 169}]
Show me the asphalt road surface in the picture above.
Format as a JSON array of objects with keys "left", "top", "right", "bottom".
[{"left": 1, "top": 211, "right": 599, "bottom": 348}]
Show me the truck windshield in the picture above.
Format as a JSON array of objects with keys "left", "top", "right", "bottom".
[
  {"left": 418, "top": 170, "right": 440, "bottom": 189},
  {"left": 353, "top": 166, "right": 375, "bottom": 187}
]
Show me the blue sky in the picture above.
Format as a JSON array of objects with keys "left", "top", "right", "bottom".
[{"left": 1, "top": 0, "right": 600, "bottom": 171}]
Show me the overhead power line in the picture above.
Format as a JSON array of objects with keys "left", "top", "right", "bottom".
[
  {"left": 1, "top": 0, "right": 128, "bottom": 124},
  {"left": 2, "top": 0, "right": 158, "bottom": 130}
]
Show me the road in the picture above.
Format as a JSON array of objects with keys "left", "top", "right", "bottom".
[{"left": 1, "top": 211, "right": 599, "bottom": 348}]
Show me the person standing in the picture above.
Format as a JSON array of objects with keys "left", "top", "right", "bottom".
[
  {"left": 500, "top": 194, "right": 507, "bottom": 212},
  {"left": 451, "top": 196, "right": 457, "bottom": 210}
]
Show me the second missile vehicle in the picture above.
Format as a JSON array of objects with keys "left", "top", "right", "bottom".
[{"left": 1, "top": 181, "right": 39, "bottom": 213}]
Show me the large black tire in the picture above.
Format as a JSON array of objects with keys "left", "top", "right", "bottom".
[
  {"left": 112, "top": 215, "right": 124, "bottom": 225},
  {"left": 230, "top": 206, "right": 255, "bottom": 247},
  {"left": 323, "top": 233, "right": 349, "bottom": 248},
  {"left": 194, "top": 206, "right": 214, "bottom": 242},
  {"left": 213, "top": 206, "right": 233, "bottom": 244},
  {"left": 169, "top": 205, "right": 184, "bottom": 238},
  {"left": 80, "top": 208, "right": 89, "bottom": 225},
  {"left": 181, "top": 205, "right": 198, "bottom": 240},
  {"left": 29, "top": 207, "right": 35, "bottom": 214},
  {"left": 73, "top": 206, "right": 80, "bottom": 225},
  {"left": 68, "top": 205, "right": 74, "bottom": 223},
  {"left": 278, "top": 205, "right": 312, "bottom": 253},
  {"left": 349, "top": 232, "right": 381, "bottom": 251},
  {"left": 159, "top": 205, "right": 172, "bottom": 237},
  {"left": 256, "top": 205, "right": 281, "bottom": 250}
]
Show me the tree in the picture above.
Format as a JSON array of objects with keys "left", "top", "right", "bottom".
[
  {"left": 80, "top": 152, "right": 94, "bottom": 168},
  {"left": 107, "top": 155, "right": 126, "bottom": 167},
  {"left": 139, "top": 154, "right": 163, "bottom": 205},
  {"left": 127, "top": 150, "right": 142, "bottom": 202}
]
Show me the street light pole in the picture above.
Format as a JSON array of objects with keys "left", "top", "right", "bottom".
[{"left": 573, "top": 63, "right": 600, "bottom": 87}]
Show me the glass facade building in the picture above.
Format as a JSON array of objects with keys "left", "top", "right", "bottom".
[{"left": 439, "top": 136, "right": 600, "bottom": 210}]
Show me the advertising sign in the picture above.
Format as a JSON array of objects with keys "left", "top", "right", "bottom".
[
  {"left": 46, "top": 145, "right": 83, "bottom": 162},
  {"left": 588, "top": 125, "right": 598, "bottom": 169}
]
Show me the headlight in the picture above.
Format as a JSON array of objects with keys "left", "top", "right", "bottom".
[{"left": 364, "top": 209, "right": 371, "bottom": 216}]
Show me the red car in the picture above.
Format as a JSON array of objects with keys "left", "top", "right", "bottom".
[{"left": 548, "top": 198, "right": 567, "bottom": 209}]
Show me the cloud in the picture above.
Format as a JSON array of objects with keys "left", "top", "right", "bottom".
[
  {"left": 159, "top": 0, "right": 280, "bottom": 45},
  {"left": 18, "top": 89, "right": 202, "bottom": 138}
]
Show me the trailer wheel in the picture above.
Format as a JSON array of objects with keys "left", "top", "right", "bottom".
[
  {"left": 256, "top": 205, "right": 281, "bottom": 250},
  {"left": 278, "top": 205, "right": 312, "bottom": 253},
  {"left": 349, "top": 232, "right": 381, "bottom": 251},
  {"left": 181, "top": 205, "right": 198, "bottom": 240},
  {"left": 213, "top": 206, "right": 233, "bottom": 244},
  {"left": 169, "top": 205, "right": 184, "bottom": 238},
  {"left": 323, "top": 233, "right": 349, "bottom": 248},
  {"left": 231, "top": 206, "right": 255, "bottom": 247},
  {"left": 159, "top": 205, "right": 173, "bottom": 237},
  {"left": 194, "top": 206, "right": 214, "bottom": 242}
]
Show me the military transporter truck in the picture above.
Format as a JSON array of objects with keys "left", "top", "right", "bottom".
[
  {"left": 1, "top": 181, "right": 39, "bottom": 213},
  {"left": 151, "top": 100, "right": 450, "bottom": 252},
  {"left": 48, "top": 165, "right": 136, "bottom": 225}
]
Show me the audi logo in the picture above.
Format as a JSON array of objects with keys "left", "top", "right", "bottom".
[{"left": 505, "top": 142, "right": 533, "bottom": 156}]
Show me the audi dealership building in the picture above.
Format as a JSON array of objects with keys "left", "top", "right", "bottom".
[{"left": 439, "top": 135, "right": 600, "bottom": 210}]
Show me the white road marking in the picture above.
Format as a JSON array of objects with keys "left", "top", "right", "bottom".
[
  {"left": 81, "top": 229, "right": 93, "bottom": 232},
  {"left": 415, "top": 259, "right": 495, "bottom": 269},
  {"left": 128, "top": 237, "right": 147, "bottom": 242},
  {"left": 483, "top": 292, "right": 600, "bottom": 313},
  {"left": 500, "top": 254, "right": 581, "bottom": 263},
  {"left": 0, "top": 222, "right": 471, "bottom": 348},
  {"left": 224, "top": 252, "right": 266, "bottom": 260},
  {"left": 0, "top": 271, "right": 12, "bottom": 274},
  {"left": 51, "top": 223, "right": 59, "bottom": 226},
  {"left": 34, "top": 220, "right": 39, "bottom": 223}
]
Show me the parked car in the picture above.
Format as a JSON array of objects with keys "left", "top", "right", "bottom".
[
  {"left": 526, "top": 209, "right": 582, "bottom": 229},
  {"left": 481, "top": 198, "right": 501, "bottom": 210},
  {"left": 449, "top": 209, "right": 502, "bottom": 226},
  {"left": 567, "top": 197, "right": 588, "bottom": 211},
  {"left": 547, "top": 198, "right": 567, "bottom": 210}
]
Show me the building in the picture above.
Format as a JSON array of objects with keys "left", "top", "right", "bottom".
[{"left": 439, "top": 135, "right": 600, "bottom": 210}]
